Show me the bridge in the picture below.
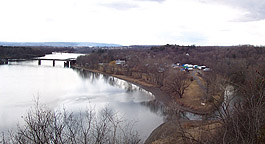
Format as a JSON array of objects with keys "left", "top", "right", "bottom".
[{"left": 2, "top": 58, "right": 77, "bottom": 67}]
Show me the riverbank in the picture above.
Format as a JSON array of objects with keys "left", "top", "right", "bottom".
[
  {"left": 72, "top": 65, "right": 225, "bottom": 144},
  {"left": 72, "top": 65, "right": 222, "bottom": 115},
  {"left": 145, "top": 120, "right": 221, "bottom": 144},
  {"left": 72, "top": 65, "right": 172, "bottom": 106}
]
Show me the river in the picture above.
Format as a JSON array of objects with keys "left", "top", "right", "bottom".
[
  {"left": 1, "top": 52, "right": 219, "bottom": 141},
  {"left": 0, "top": 53, "right": 166, "bottom": 141}
]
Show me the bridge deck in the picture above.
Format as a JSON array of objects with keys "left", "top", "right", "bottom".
[
  {"left": 5, "top": 58, "right": 76, "bottom": 61},
  {"left": 30, "top": 58, "right": 76, "bottom": 61}
]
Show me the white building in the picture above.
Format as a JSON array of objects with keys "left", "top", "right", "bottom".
[{"left": 115, "top": 59, "right": 126, "bottom": 65}]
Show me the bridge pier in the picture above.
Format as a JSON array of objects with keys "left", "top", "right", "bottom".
[
  {"left": 38, "top": 60, "right": 41, "bottom": 65},
  {"left": 4, "top": 59, "right": 8, "bottom": 64},
  {"left": 53, "top": 60, "right": 55, "bottom": 67},
  {"left": 64, "top": 61, "right": 70, "bottom": 67},
  {"left": 70, "top": 60, "right": 76, "bottom": 67}
]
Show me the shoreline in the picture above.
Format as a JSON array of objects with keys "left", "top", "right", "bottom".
[
  {"left": 72, "top": 65, "right": 221, "bottom": 115},
  {"left": 72, "top": 65, "right": 173, "bottom": 106}
]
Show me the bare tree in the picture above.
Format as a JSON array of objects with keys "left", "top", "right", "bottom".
[
  {"left": 3, "top": 101, "right": 141, "bottom": 144},
  {"left": 171, "top": 68, "right": 265, "bottom": 144},
  {"left": 163, "top": 69, "right": 191, "bottom": 98},
  {"left": 204, "top": 72, "right": 226, "bottom": 103}
]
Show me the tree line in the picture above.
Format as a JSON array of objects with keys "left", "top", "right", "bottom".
[
  {"left": 76, "top": 45, "right": 264, "bottom": 99},
  {"left": 0, "top": 46, "right": 74, "bottom": 59}
]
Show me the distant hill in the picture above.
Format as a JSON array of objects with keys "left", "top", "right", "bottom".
[{"left": 0, "top": 42, "right": 122, "bottom": 47}]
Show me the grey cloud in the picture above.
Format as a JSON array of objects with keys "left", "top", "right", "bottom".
[
  {"left": 101, "top": 0, "right": 166, "bottom": 11},
  {"left": 239, "top": 7, "right": 265, "bottom": 21},
  {"left": 199, "top": 0, "right": 265, "bottom": 21},
  {"left": 101, "top": 2, "right": 139, "bottom": 10},
  {"left": 136, "top": 0, "right": 166, "bottom": 2}
]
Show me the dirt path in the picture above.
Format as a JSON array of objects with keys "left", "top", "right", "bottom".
[{"left": 191, "top": 70, "right": 206, "bottom": 92}]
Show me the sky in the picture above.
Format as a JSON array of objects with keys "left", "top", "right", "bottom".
[{"left": 0, "top": 0, "right": 265, "bottom": 46}]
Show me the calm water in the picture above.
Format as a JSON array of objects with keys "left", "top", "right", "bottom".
[{"left": 0, "top": 53, "right": 164, "bottom": 141}]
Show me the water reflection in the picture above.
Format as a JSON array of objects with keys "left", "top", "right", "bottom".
[
  {"left": 0, "top": 53, "right": 165, "bottom": 141},
  {"left": 140, "top": 100, "right": 164, "bottom": 116},
  {"left": 73, "top": 68, "right": 155, "bottom": 98},
  {"left": 74, "top": 69, "right": 206, "bottom": 121}
]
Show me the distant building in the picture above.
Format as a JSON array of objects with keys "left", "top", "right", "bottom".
[
  {"left": 183, "top": 64, "right": 193, "bottom": 69},
  {"left": 187, "top": 67, "right": 193, "bottom": 71},
  {"left": 198, "top": 66, "right": 206, "bottom": 70},
  {"left": 182, "top": 64, "right": 194, "bottom": 71},
  {"left": 193, "top": 65, "right": 198, "bottom": 69},
  {"left": 115, "top": 59, "right": 126, "bottom": 65},
  {"left": 203, "top": 68, "right": 211, "bottom": 71},
  {"left": 180, "top": 63, "right": 210, "bottom": 72},
  {"left": 98, "top": 63, "right": 104, "bottom": 66}
]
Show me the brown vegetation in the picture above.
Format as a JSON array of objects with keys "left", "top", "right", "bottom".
[
  {"left": 145, "top": 120, "right": 221, "bottom": 144},
  {"left": 162, "top": 69, "right": 191, "bottom": 98},
  {"left": 76, "top": 45, "right": 264, "bottom": 113},
  {"left": 76, "top": 45, "right": 265, "bottom": 143}
]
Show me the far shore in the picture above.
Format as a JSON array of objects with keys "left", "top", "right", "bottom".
[{"left": 72, "top": 65, "right": 223, "bottom": 115}]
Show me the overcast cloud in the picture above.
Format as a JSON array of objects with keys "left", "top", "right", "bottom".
[
  {"left": 101, "top": 2, "right": 139, "bottom": 10},
  {"left": 198, "top": 0, "right": 265, "bottom": 21},
  {"left": 0, "top": 0, "right": 264, "bottom": 45},
  {"left": 137, "top": 0, "right": 165, "bottom": 2}
]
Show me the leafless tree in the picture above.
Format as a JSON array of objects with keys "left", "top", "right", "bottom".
[
  {"left": 163, "top": 69, "right": 191, "bottom": 98},
  {"left": 204, "top": 72, "right": 227, "bottom": 103},
  {"left": 173, "top": 68, "right": 265, "bottom": 144},
  {"left": 3, "top": 101, "right": 140, "bottom": 144}
]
